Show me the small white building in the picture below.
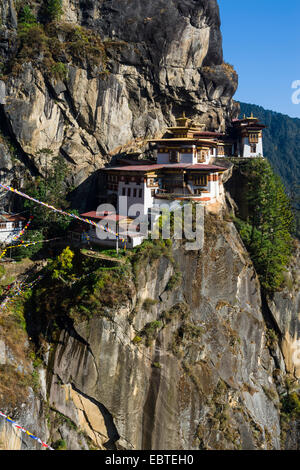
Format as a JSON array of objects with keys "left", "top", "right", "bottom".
[
  {"left": 79, "top": 211, "right": 144, "bottom": 249},
  {"left": 0, "top": 213, "right": 25, "bottom": 244},
  {"left": 231, "top": 113, "right": 265, "bottom": 158}
]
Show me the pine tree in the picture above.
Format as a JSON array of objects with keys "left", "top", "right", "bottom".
[
  {"left": 235, "top": 158, "right": 294, "bottom": 292},
  {"left": 47, "top": 0, "right": 63, "bottom": 22}
]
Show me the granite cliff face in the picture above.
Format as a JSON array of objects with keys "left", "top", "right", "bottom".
[
  {"left": 0, "top": 0, "right": 238, "bottom": 205},
  {"left": 47, "top": 218, "right": 283, "bottom": 451}
]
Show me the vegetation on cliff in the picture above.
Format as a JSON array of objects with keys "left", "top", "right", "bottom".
[
  {"left": 0, "top": 3, "right": 109, "bottom": 80},
  {"left": 233, "top": 158, "right": 294, "bottom": 292}
]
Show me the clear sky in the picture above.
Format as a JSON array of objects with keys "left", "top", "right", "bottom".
[{"left": 218, "top": 0, "right": 300, "bottom": 118}]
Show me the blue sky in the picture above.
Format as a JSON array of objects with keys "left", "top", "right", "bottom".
[{"left": 218, "top": 0, "right": 300, "bottom": 118}]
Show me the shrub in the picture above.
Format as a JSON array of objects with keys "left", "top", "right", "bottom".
[
  {"left": 281, "top": 392, "right": 300, "bottom": 417},
  {"left": 53, "top": 439, "right": 67, "bottom": 450},
  {"left": 132, "top": 335, "right": 142, "bottom": 345},
  {"left": 137, "top": 321, "right": 162, "bottom": 347},
  {"left": 152, "top": 362, "right": 162, "bottom": 369},
  {"left": 142, "top": 298, "right": 157, "bottom": 311},
  {"left": 51, "top": 61, "right": 68, "bottom": 81},
  {"left": 165, "top": 270, "right": 182, "bottom": 291}
]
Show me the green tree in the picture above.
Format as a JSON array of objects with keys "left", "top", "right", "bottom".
[
  {"left": 47, "top": 0, "right": 63, "bottom": 22},
  {"left": 12, "top": 230, "right": 44, "bottom": 261},
  {"left": 234, "top": 158, "right": 294, "bottom": 292},
  {"left": 51, "top": 246, "right": 74, "bottom": 282},
  {"left": 23, "top": 153, "right": 72, "bottom": 238},
  {"left": 18, "top": 5, "right": 37, "bottom": 26}
]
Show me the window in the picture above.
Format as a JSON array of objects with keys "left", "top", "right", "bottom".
[
  {"left": 151, "top": 189, "right": 156, "bottom": 197},
  {"left": 122, "top": 187, "right": 126, "bottom": 196},
  {"left": 197, "top": 150, "right": 208, "bottom": 163},
  {"left": 249, "top": 133, "right": 259, "bottom": 144},
  {"left": 139, "top": 189, "right": 142, "bottom": 198},
  {"left": 193, "top": 175, "right": 207, "bottom": 186},
  {"left": 13, "top": 222, "right": 19, "bottom": 228},
  {"left": 170, "top": 150, "right": 179, "bottom": 163},
  {"left": 0, "top": 223, "right": 6, "bottom": 229},
  {"left": 133, "top": 188, "right": 137, "bottom": 197},
  {"left": 210, "top": 147, "right": 214, "bottom": 155},
  {"left": 127, "top": 188, "right": 131, "bottom": 197},
  {"left": 250, "top": 144, "right": 257, "bottom": 153}
]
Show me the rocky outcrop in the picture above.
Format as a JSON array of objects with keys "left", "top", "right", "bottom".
[
  {"left": 266, "top": 243, "right": 300, "bottom": 379},
  {"left": 0, "top": 0, "right": 238, "bottom": 201}
]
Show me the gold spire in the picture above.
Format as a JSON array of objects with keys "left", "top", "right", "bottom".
[
  {"left": 247, "top": 112, "right": 257, "bottom": 120},
  {"left": 176, "top": 112, "right": 190, "bottom": 128}
]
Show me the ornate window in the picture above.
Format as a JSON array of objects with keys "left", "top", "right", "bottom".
[
  {"left": 249, "top": 133, "right": 259, "bottom": 144},
  {"left": 193, "top": 175, "right": 207, "bottom": 186},
  {"left": 250, "top": 144, "right": 257, "bottom": 153}
]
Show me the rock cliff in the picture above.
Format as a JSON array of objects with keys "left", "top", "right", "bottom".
[
  {"left": 46, "top": 218, "right": 283, "bottom": 451},
  {"left": 0, "top": 209, "right": 299, "bottom": 451},
  {"left": 0, "top": 0, "right": 238, "bottom": 209}
]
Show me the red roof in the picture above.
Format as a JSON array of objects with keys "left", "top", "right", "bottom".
[
  {"left": 104, "top": 164, "right": 163, "bottom": 172},
  {"left": 185, "top": 164, "right": 226, "bottom": 171},
  {"left": 81, "top": 211, "right": 132, "bottom": 221},
  {"left": 0, "top": 213, "right": 26, "bottom": 222},
  {"left": 104, "top": 163, "right": 226, "bottom": 172}
]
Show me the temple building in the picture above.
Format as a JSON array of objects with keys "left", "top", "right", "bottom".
[
  {"left": 82, "top": 112, "right": 266, "bottom": 247},
  {"left": 0, "top": 213, "right": 25, "bottom": 244},
  {"left": 231, "top": 113, "right": 266, "bottom": 158}
]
